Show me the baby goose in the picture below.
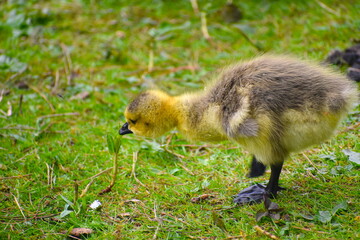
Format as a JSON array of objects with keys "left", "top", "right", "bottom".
[{"left": 120, "top": 55, "right": 358, "bottom": 205}]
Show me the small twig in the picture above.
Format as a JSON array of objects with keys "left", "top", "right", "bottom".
[
  {"left": 200, "top": 12, "right": 211, "bottom": 41},
  {"left": 297, "top": 153, "right": 320, "bottom": 181},
  {"left": 32, "top": 213, "right": 59, "bottom": 220},
  {"left": 29, "top": 85, "right": 55, "bottom": 112},
  {"left": 171, "top": 144, "right": 212, "bottom": 148},
  {"left": 152, "top": 219, "right": 161, "bottom": 239},
  {"left": 0, "top": 110, "right": 7, "bottom": 118},
  {"left": 306, "top": 169, "right": 318, "bottom": 180},
  {"left": 12, "top": 193, "right": 27, "bottom": 222},
  {"left": 37, "top": 112, "right": 79, "bottom": 121},
  {"left": 292, "top": 225, "right": 329, "bottom": 234},
  {"left": 232, "top": 25, "right": 263, "bottom": 51},
  {"left": 132, "top": 151, "right": 150, "bottom": 194},
  {"left": 52, "top": 70, "right": 60, "bottom": 94},
  {"left": 80, "top": 167, "right": 112, "bottom": 197},
  {"left": 74, "top": 180, "right": 79, "bottom": 203},
  {"left": 131, "top": 151, "right": 138, "bottom": 178},
  {"left": 68, "top": 235, "right": 82, "bottom": 240},
  {"left": 302, "top": 153, "right": 319, "bottom": 171},
  {"left": 160, "top": 211, "right": 190, "bottom": 226},
  {"left": 100, "top": 211, "right": 123, "bottom": 224},
  {"left": 0, "top": 213, "right": 59, "bottom": 221},
  {"left": 35, "top": 122, "right": 54, "bottom": 138},
  {"left": 152, "top": 202, "right": 162, "bottom": 240},
  {"left": 316, "top": 0, "right": 340, "bottom": 16},
  {"left": 0, "top": 125, "right": 36, "bottom": 130},
  {"left": 0, "top": 89, "right": 4, "bottom": 103},
  {"left": 0, "top": 174, "right": 32, "bottom": 180},
  {"left": 61, "top": 43, "right": 73, "bottom": 86},
  {"left": 340, "top": 122, "right": 360, "bottom": 133},
  {"left": 84, "top": 167, "right": 113, "bottom": 183},
  {"left": 226, "top": 235, "right": 247, "bottom": 239},
  {"left": 189, "top": 0, "right": 199, "bottom": 15},
  {"left": 45, "top": 163, "right": 54, "bottom": 189},
  {"left": 164, "top": 151, "right": 195, "bottom": 176},
  {"left": 164, "top": 134, "right": 186, "bottom": 159},
  {"left": 164, "top": 136, "right": 195, "bottom": 175},
  {"left": 7, "top": 101, "right": 12, "bottom": 116},
  {"left": 164, "top": 147, "right": 186, "bottom": 159},
  {"left": 253, "top": 225, "right": 279, "bottom": 240},
  {"left": 80, "top": 178, "right": 96, "bottom": 198},
  {"left": 148, "top": 49, "right": 154, "bottom": 72},
  {"left": 178, "top": 161, "right": 195, "bottom": 176}
]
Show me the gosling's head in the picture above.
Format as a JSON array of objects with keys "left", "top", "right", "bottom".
[{"left": 119, "top": 90, "right": 177, "bottom": 138}]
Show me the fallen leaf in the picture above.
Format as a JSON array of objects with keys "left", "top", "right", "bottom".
[
  {"left": 332, "top": 201, "right": 348, "bottom": 215},
  {"left": 254, "top": 225, "right": 279, "bottom": 239},
  {"left": 190, "top": 194, "right": 214, "bottom": 203},
  {"left": 318, "top": 154, "right": 336, "bottom": 160},
  {"left": 256, "top": 210, "right": 269, "bottom": 222},
  {"left": 118, "top": 212, "right": 131, "bottom": 218},
  {"left": 343, "top": 149, "right": 360, "bottom": 165},
  {"left": 256, "top": 195, "right": 284, "bottom": 222},
  {"left": 269, "top": 212, "right": 281, "bottom": 220},
  {"left": 98, "top": 186, "right": 112, "bottom": 195},
  {"left": 69, "top": 228, "right": 93, "bottom": 237},
  {"left": 318, "top": 211, "right": 332, "bottom": 223},
  {"left": 300, "top": 213, "right": 315, "bottom": 221}
]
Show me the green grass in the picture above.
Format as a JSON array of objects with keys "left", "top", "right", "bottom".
[{"left": 1, "top": 0, "right": 359, "bottom": 239}]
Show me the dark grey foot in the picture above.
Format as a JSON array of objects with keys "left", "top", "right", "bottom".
[
  {"left": 233, "top": 184, "right": 267, "bottom": 205},
  {"left": 233, "top": 184, "right": 285, "bottom": 205}
]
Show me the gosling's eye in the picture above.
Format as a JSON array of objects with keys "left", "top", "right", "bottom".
[{"left": 129, "top": 119, "right": 137, "bottom": 124}]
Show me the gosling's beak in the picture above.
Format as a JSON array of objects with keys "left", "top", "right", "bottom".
[{"left": 119, "top": 122, "right": 133, "bottom": 135}]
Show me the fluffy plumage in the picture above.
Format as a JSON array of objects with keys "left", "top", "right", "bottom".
[{"left": 120, "top": 55, "right": 358, "bottom": 204}]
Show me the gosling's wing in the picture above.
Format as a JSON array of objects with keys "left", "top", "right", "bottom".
[{"left": 237, "top": 118, "right": 258, "bottom": 137}]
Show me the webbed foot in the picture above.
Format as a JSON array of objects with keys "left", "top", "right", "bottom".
[
  {"left": 233, "top": 184, "right": 285, "bottom": 205},
  {"left": 233, "top": 183, "right": 267, "bottom": 205}
]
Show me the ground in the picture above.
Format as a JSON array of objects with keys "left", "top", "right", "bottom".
[{"left": 0, "top": 0, "right": 359, "bottom": 239}]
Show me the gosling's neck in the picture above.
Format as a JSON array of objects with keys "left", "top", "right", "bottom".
[{"left": 172, "top": 93, "right": 228, "bottom": 142}]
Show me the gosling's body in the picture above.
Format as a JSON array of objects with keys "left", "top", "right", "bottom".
[
  {"left": 121, "top": 55, "right": 358, "bottom": 204},
  {"left": 178, "top": 57, "right": 355, "bottom": 164}
]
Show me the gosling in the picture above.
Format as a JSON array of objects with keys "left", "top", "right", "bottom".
[{"left": 119, "top": 55, "right": 358, "bottom": 205}]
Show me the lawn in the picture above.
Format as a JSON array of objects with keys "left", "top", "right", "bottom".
[{"left": 0, "top": 0, "right": 359, "bottom": 239}]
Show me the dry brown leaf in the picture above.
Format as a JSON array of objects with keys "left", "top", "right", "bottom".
[
  {"left": 190, "top": 194, "right": 214, "bottom": 203},
  {"left": 69, "top": 228, "right": 93, "bottom": 237},
  {"left": 118, "top": 212, "right": 131, "bottom": 218}
]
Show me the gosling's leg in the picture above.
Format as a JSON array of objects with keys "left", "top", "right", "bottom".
[
  {"left": 265, "top": 162, "right": 284, "bottom": 197},
  {"left": 247, "top": 156, "right": 266, "bottom": 178},
  {"left": 233, "top": 162, "right": 284, "bottom": 205}
]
